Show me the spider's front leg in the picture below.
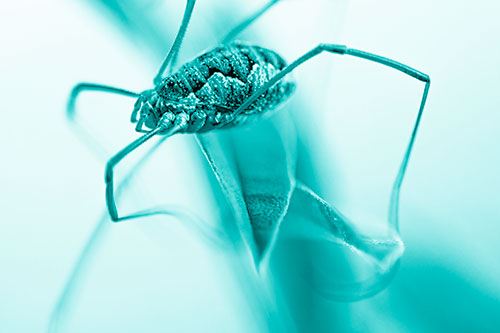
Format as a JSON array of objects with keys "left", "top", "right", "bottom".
[{"left": 104, "top": 113, "right": 188, "bottom": 222}]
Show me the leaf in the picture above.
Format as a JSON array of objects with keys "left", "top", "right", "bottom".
[
  {"left": 278, "top": 182, "right": 403, "bottom": 301},
  {"left": 197, "top": 110, "right": 296, "bottom": 266}
]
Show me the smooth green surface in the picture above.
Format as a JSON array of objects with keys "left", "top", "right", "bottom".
[{"left": 1, "top": 0, "right": 500, "bottom": 332}]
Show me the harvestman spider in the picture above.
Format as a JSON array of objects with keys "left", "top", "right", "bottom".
[{"left": 68, "top": 0, "right": 430, "bottom": 224}]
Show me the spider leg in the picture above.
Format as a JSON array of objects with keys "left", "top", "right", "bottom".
[
  {"left": 153, "top": 0, "right": 196, "bottom": 85},
  {"left": 221, "top": 0, "right": 281, "bottom": 45},
  {"left": 48, "top": 130, "right": 203, "bottom": 333},
  {"left": 105, "top": 126, "right": 163, "bottom": 221},
  {"left": 105, "top": 116, "right": 188, "bottom": 222},
  {"left": 67, "top": 82, "right": 140, "bottom": 121},
  {"left": 231, "top": 43, "right": 431, "bottom": 226},
  {"left": 67, "top": 82, "right": 140, "bottom": 158}
]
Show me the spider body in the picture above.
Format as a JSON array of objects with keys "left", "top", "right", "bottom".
[
  {"left": 53, "top": 3, "right": 432, "bottom": 328},
  {"left": 66, "top": 0, "right": 430, "bottom": 224},
  {"left": 132, "top": 42, "right": 295, "bottom": 134}
]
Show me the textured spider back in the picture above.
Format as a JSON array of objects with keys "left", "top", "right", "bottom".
[{"left": 155, "top": 42, "right": 295, "bottom": 133}]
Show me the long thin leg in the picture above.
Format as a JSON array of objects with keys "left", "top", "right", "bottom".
[
  {"left": 230, "top": 43, "right": 431, "bottom": 227},
  {"left": 105, "top": 121, "right": 187, "bottom": 222},
  {"left": 153, "top": 0, "right": 196, "bottom": 85},
  {"left": 67, "top": 82, "right": 139, "bottom": 120},
  {"left": 232, "top": 44, "right": 429, "bottom": 119},
  {"left": 221, "top": 0, "right": 281, "bottom": 45},
  {"left": 105, "top": 126, "right": 163, "bottom": 221},
  {"left": 49, "top": 131, "right": 218, "bottom": 333},
  {"left": 389, "top": 79, "right": 430, "bottom": 228},
  {"left": 67, "top": 83, "right": 140, "bottom": 158}
]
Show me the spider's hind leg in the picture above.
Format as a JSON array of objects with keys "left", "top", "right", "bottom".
[{"left": 231, "top": 43, "right": 430, "bottom": 225}]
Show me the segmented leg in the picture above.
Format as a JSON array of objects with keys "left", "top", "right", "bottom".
[
  {"left": 233, "top": 44, "right": 429, "bottom": 118},
  {"left": 231, "top": 43, "right": 431, "bottom": 227},
  {"left": 105, "top": 122, "right": 187, "bottom": 222},
  {"left": 66, "top": 83, "right": 140, "bottom": 158},
  {"left": 67, "top": 82, "right": 140, "bottom": 120},
  {"left": 153, "top": 0, "right": 196, "bottom": 85},
  {"left": 221, "top": 0, "right": 281, "bottom": 44},
  {"left": 48, "top": 132, "right": 202, "bottom": 333}
]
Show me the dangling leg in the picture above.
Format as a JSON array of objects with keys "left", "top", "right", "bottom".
[
  {"left": 105, "top": 114, "right": 190, "bottom": 222},
  {"left": 221, "top": 0, "right": 281, "bottom": 44},
  {"left": 153, "top": 0, "right": 196, "bottom": 85},
  {"left": 230, "top": 43, "right": 431, "bottom": 227},
  {"left": 67, "top": 82, "right": 140, "bottom": 158},
  {"left": 48, "top": 126, "right": 216, "bottom": 333},
  {"left": 105, "top": 126, "right": 164, "bottom": 221}
]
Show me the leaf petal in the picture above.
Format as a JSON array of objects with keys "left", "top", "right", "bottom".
[{"left": 197, "top": 110, "right": 297, "bottom": 265}]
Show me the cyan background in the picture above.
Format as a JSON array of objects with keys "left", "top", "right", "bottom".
[{"left": 1, "top": 0, "right": 499, "bottom": 331}]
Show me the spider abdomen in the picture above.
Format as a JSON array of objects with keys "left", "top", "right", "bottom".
[{"left": 156, "top": 42, "right": 295, "bottom": 132}]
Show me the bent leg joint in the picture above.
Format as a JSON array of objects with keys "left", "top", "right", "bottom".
[{"left": 319, "top": 43, "right": 348, "bottom": 54}]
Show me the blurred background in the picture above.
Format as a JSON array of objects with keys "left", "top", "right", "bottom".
[{"left": 1, "top": 0, "right": 499, "bottom": 332}]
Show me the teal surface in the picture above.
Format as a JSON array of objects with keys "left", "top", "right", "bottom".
[{"left": 1, "top": 0, "right": 499, "bottom": 332}]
